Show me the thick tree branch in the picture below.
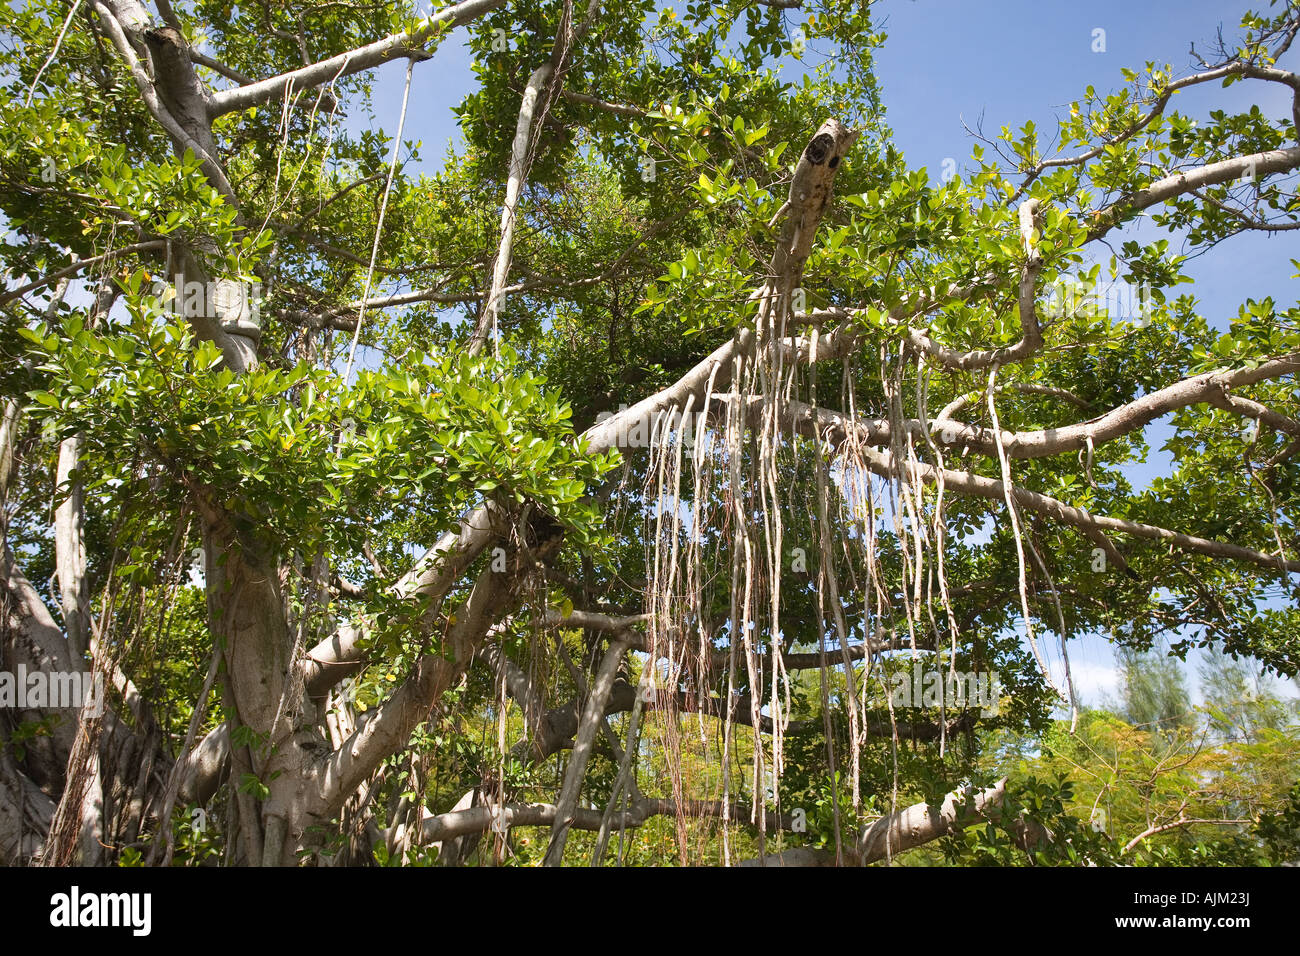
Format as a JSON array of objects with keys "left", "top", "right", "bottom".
[
  {"left": 761, "top": 397, "right": 1299, "bottom": 573},
  {"left": 206, "top": 0, "right": 507, "bottom": 117},
  {"left": 738, "top": 778, "right": 1050, "bottom": 866},
  {"left": 1089, "top": 146, "right": 1300, "bottom": 239},
  {"left": 471, "top": 0, "right": 603, "bottom": 355},
  {"left": 91, "top": 0, "right": 235, "bottom": 199},
  {"left": 417, "top": 796, "right": 794, "bottom": 845},
  {"left": 785, "top": 352, "right": 1300, "bottom": 460},
  {"left": 857, "top": 778, "right": 1042, "bottom": 864}
]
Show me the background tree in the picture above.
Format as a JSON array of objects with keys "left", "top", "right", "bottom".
[{"left": 1115, "top": 646, "right": 1194, "bottom": 734}]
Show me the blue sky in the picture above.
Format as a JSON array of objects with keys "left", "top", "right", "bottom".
[
  {"left": 347, "top": 0, "right": 1300, "bottom": 708},
  {"left": 358, "top": 0, "right": 1297, "bottom": 352},
  {"left": 359, "top": 0, "right": 1297, "bottom": 357},
  {"left": 866, "top": 0, "right": 1299, "bottom": 705}
]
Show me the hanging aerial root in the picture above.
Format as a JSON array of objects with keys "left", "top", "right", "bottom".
[{"left": 987, "top": 367, "right": 1066, "bottom": 702}]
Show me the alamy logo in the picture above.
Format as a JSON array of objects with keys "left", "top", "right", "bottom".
[
  {"left": 0, "top": 666, "right": 103, "bottom": 717},
  {"left": 153, "top": 272, "right": 262, "bottom": 322},
  {"left": 595, "top": 404, "right": 707, "bottom": 449},
  {"left": 49, "top": 886, "right": 151, "bottom": 936},
  {"left": 1042, "top": 276, "right": 1154, "bottom": 325},
  {"left": 884, "top": 669, "right": 1001, "bottom": 717}
]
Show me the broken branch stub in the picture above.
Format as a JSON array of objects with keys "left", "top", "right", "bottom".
[{"left": 771, "top": 118, "right": 859, "bottom": 286}]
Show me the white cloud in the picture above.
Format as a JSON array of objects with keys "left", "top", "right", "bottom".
[{"left": 1048, "top": 657, "right": 1120, "bottom": 707}]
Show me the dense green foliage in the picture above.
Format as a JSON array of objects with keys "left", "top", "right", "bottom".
[{"left": 0, "top": 0, "right": 1297, "bottom": 866}]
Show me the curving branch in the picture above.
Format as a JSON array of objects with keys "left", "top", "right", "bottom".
[
  {"left": 856, "top": 777, "right": 1047, "bottom": 864},
  {"left": 416, "top": 796, "right": 795, "bottom": 846},
  {"left": 1088, "top": 146, "right": 1300, "bottom": 240},
  {"left": 91, "top": 0, "right": 235, "bottom": 200},
  {"left": 316, "top": 557, "right": 523, "bottom": 813},
  {"left": 764, "top": 350, "right": 1300, "bottom": 463},
  {"left": 559, "top": 88, "right": 646, "bottom": 117},
  {"left": 206, "top": 0, "right": 507, "bottom": 118},
  {"left": 1011, "top": 57, "right": 1299, "bottom": 201},
  {"left": 739, "top": 777, "right": 1049, "bottom": 866},
  {"left": 0, "top": 240, "right": 165, "bottom": 308},
  {"left": 761, "top": 396, "right": 1300, "bottom": 574}
]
